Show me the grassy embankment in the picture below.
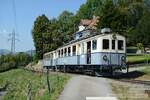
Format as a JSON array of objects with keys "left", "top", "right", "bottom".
[
  {"left": 0, "top": 69, "right": 70, "bottom": 100},
  {"left": 127, "top": 54, "right": 150, "bottom": 64}
]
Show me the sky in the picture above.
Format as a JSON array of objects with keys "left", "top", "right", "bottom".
[{"left": 0, "top": 0, "right": 86, "bottom": 52}]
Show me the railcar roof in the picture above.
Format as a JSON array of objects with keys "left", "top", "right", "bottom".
[
  {"left": 44, "top": 32, "right": 124, "bottom": 55},
  {"left": 58, "top": 32, "right": 123, "bottom": 48}
]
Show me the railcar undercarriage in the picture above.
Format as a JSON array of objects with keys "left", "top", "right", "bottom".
[{"left": 44, "top": 64, "right": 127, "bottom": 76}]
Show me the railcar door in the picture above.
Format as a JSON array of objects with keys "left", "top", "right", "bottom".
[{"left": 87, "top": 41, "right": 91, "bottom": 64}]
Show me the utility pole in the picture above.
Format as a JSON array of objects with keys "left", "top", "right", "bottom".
[
  {"left": 8, "top": 29, "right": 18, "bottom": 54},
  {"left": 8, "top": 0, "right": 19, "bottom": 54}
]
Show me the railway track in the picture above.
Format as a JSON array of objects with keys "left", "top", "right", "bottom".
[{"left": 118, "top": 79, "right": 150, "bottom": 86}]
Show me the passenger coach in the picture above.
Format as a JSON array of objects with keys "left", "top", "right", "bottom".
[{"left": 43, "top": 27, "right": 127, "bottom": 75}]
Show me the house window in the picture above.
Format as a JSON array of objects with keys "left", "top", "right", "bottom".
[
  {"left": 103, "top": 39, "right": 109, "bottom": 49},
  {"left": 118, "top": 40, "right": 124, "bottom": 50},
  {"left": 68, "top": 47, "right": 71, "bottom": 56},
  {"left": 92, "top": 40, "right": 97, "bottom": 50},
  {"left": 112, "top": 40, "right": 115, "bottom": 50},
  {"left": 72, "top": 45, "right": 76, "bottom": 56}
]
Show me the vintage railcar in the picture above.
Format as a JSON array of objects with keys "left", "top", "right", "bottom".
[{"left": 43, "top": 28, "right": 127, "bottom": 75}]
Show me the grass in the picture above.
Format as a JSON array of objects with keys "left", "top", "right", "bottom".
[
  {"left": 111, "top": 83, "right": 130, "bottom": 100},
  {"left": 137, "top": 66, "right": 150, "bottom": 80},
  {"left": 127, "top": 54, "right": 150, "bottom": 64},
  {"left": 0, "top": 69, "right": 70, "bottom": 100},
  {"left": 110, "top": 80, "right": 150, "bottom": 100},
  {"left": 141, "top": 67, "right": 150, "bottom": 75}
]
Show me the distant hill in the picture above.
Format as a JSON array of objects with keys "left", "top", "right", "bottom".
[
  {"left": 0, "top": 49, "right": 11, "bottom": 55},
  {"left": 25, "top": 50, "right": 35, "bottom": 56},
  {"left": 0, "top": 49, "right": 36, "bottom": 56}
]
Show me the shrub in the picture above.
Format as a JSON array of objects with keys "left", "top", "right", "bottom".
[{"left": 0, "top": 53, "right": 32, "bottom": 72}]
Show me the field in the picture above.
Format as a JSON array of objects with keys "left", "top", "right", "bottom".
[
  {"left": 127, "top": 54, "right": 150, "bottom": 64},
  {"left": 0, "top": 69, "right": 70, "bottom": 100}
]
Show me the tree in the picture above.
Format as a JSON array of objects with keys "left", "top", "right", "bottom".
[
  {"left": 129, "top": 13, "right": 150, "bottom": 47},
  {"left": 32, "top": 0, "right": 150, "bottom": 60},
  {"left": 32, "top": 14, "right": 49, "bottom": 59},
  {"left": 57, "top": 11, "right": 75, "bottom": 43}
]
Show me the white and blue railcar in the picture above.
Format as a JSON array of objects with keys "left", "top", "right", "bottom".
[{"left": 43, "top": 29, "right": 126, "bottom": 74}]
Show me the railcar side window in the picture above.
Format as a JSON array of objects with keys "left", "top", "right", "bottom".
[
  {"left": 103, "top": 39, "right": 109, "bottom": 49},
  {"left": 81, "top": 43, "right": 84, "bottom": 54},
  {"left": 118, "top": 40, "right": 124, "bottom": 50},
  {"left": 112, "top": 40, "right": 115, "bottom": 50},
  {"left": 68, "top": 47, "right": 71, "bottom": 56},
  {"left": 61, "top": 49, "right": 63, "bottom": 57},
  {"left": 92, "top": 40, "right": 97, "bottom": 50},
  {"left": 64, "top": 48, "right": 67, "bottom": 56},
  {"left": 51, "top": 53, "right": 53, "bottom": 58},
  {"left": 72, "top": 45, "right": 76, "bottom": 56},
  {"left": 58, "top": 50, "right": 60, "bottom": 57}
]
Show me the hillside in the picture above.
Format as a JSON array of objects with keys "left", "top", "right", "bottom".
[{"left": 0, "top": 69, "right": 70, "bottom": 100}]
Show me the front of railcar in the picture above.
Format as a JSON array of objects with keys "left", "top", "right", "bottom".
[{"left": 98, "top": 33, "right": 127, "bottom": 74}]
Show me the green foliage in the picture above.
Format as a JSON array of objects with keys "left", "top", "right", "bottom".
[
  {"left": 136, "top": 43, "right": 144, "bottom": 50},
  {"left": 32, "top": 0, "right": 150, "bottom": 60},
  {"left": 0, "top": 53, "right": 32, "bottom": 72},
  {"left": 141, "top": 67, "right": 150, "bottom": 75},
  {"left": 129, "top": 13, "right": 150, "bottom": 46},
  {"left": 0, "top": 69, "right": 70, "bottom": 100},
  {"left": 32, "top": 15, "right": 50, "bottom": 59},
  {"left": 32, "top": 12, "right": 76, "bottom": 59}
]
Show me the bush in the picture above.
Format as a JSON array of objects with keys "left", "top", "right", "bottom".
[{"left": 0, "top": 53, "right": 32, "bottom": 72}]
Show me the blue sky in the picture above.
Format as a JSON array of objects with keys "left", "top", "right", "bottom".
[{"left": 0, "top": 0, "right": 86, "bottom": 52}]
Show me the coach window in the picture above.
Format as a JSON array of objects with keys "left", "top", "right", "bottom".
[
  {"left": 103, "top": 39, "right": 109, "bottom": 49},
  {"left": 72, "top": 45, "right": 76, "bottom": 56},
  {"left": 81, "top": 43, "right": 84, "bottom": 54},
  {"left": 58, "top": 50, "right": 60, "bottom": 58},
  {"left": 61, "top": 49, "right": 63, "bottom": 57},
  {"left": 112, "top": 40, "right": 115, "bottom": 50},
  {"left": 51, "top": 53, "right": 53, "bottom": 58},
  {"left": 92, "top": 40, "right": 97, "bottom": 50},
  {"left": 68, "top": 47, "right": 71, "bottom": 56},
  {"left": 118, "top": 40, "right": 124, "bottom": 50},
  {"left": 64, "top": 48, "right": 67, "bottom": 56}
]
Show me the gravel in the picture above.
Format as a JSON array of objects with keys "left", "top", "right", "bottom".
[{"left": 58, "top": 75, "right": 115, "bottom": 100}]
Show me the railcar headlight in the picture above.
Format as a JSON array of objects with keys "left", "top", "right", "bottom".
[
  {"left": 121, "top": 56, "right": 126, "bottom": 62},
  {"left": 103, "top": 55, "right": 108, "bottom": 61}
]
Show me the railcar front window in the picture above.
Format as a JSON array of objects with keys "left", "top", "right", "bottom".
[
  {"left": 72, "top": 45, "right": 76, "bottom": 56},
  {"left": 103, "top": 39, "right": 109, "bottom": 49},
  {"left": 118, "top": 40, "right": 124, "bottom": 50},
  {"left": 112, "top": 40, "right": 115, "bottom": 50},
  {"left": 92, "top": 40, "right": 97, "bottom": 50}
]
